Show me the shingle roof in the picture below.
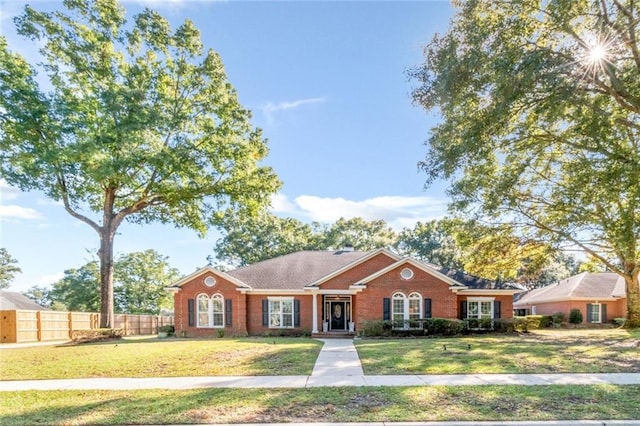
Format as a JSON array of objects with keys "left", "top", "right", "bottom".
[
  {"left": 0, "top": 291, "right": 49, "bottom": 310},
  {"left": 226, "top": 250, "right": 371, "bottom": 290},
  {"left": 428, "top": 265, "right": 519, "bottom": 290},
  {"left": 514, "top": 272, "right": 626, "bottom": 306}
]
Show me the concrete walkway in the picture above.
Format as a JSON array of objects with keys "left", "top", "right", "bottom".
[{"left": 2, "top": 338, "right": 640, "bottom": 391}]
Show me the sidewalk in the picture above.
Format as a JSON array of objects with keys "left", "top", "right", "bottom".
[{"left": 2, "top": 339, "right": 640, "bottom": 391}]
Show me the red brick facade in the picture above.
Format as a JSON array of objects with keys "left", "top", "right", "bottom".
[{"left": 170, "top": 252, "right": 518, "bottom": 337}]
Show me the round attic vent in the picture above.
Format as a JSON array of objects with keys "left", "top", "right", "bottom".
[
  {"left": 204, "top": 276, "right": 217, "bottom": 287},
  {"left": 400, "top": 267, "right": 414, "bottom": 280}
]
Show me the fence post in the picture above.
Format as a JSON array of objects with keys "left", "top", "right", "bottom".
[
  {"left": 68, "top": 312, "right": 73, "bottom": 339},
  {"left": 36, "top": 311, "right": 42, "bottom": 342}
]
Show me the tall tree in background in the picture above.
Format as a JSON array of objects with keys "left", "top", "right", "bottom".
[
  {"left": 396, "top": 219, "right": 464, "bottom": 270},
  {"left": 0, "top": 0, "right": 280, "bottom": 327},
  {"left": 49, "top": 261, "right": 102, "bottom": 312},
  {"left": 214, "top": 212, "right": 317, "bottom": 267},
  {"left": 114, "top": 249, "right": 180, "bottom": 314},
  {"left": 411, "top": 0, "right": 640, "bottom": 326},
  {"left": 0, "top": 248, "right": 22, "bottom": 289},
  {"left": 319, "top": 217, "right": 397, "bottom": 252}
]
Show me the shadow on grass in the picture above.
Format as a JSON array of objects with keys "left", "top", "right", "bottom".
[{"left": 2, "top": 386, "right": 640, "bottom": 425}]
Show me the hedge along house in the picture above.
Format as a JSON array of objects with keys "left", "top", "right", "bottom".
[{"left": 167, "top": 249, "right": 522, "bottom": 337}]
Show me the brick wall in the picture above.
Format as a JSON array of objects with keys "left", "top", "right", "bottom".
[{"left": 516, "top": 299, "right": 626, "bottom": 322}]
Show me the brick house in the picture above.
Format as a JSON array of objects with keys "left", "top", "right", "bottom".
[
  {"left": 168, "top": 249, "right": 522, "bottom": 337},
  {"left": 513, "top": 272, "right": 627, "bottom": 323}
]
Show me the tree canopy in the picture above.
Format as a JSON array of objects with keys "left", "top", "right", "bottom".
[
  {"left": 0, "top": 248, "right": 22, "bottom": 289},
  {"left": 0, "top": 0, "right": 280, "bottom": 327},
  {"left": 410, "top": 0, "right": 640, "bottom": 326},
  {"left": 26, "top": 249, "right": 180, "bottom": 314}
]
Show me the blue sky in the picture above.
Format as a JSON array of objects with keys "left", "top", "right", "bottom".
[{"left": 0, "top": 0, "right": 454, "bottom": 292}]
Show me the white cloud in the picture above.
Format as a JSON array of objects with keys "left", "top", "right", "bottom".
[
  {"left": 0, "top": 205, "right": 42, "bottom": 220},
  {"left": 0, "top": 179, "right": 20, "bottom": 201},
  {"left": 270, "top": 193, "right": 448, "bottom": 230},
  {"left": 261, "top": 97, "right": 326, "bottom": 124},
  {"left": 35, "top": 272, "right": 65, "bottom": 286}
]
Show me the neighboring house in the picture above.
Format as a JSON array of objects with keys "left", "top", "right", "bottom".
[
  {"left": 513, "top": 272, "right": 627, "bottom": 323},
  {"left": 168, "top": 248, "right": 522, "bottom": 336},
  {"left": 0, "top": 291, "right": 49, "bottom": 311}
]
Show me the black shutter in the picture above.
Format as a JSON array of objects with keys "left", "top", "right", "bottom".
[
  {"left": 601, "top": 304, "right": 607, "bottom": 323},
  {"left": 383, "top": 298, "right": 391, "bottom": 320},
  {"left": 188, "top": 299, "right": 195, "bottom": 327},
  {"left": 225, "top": 299, "right": 232, "bottom": 326},
  {"left": 587, "top": 303, "right": 593, "bottom": 323},
  {"left": 493, "top": 301, "right": 501, "bottom": 319},
  {"left": 424, "top": 298, "right": 432, "bottom": 319},
  {"left": 262, "top": 299, "right": 269, "bottom": 326},
  {"left": 294, "top": 299, "right": 300, "bottom": 327},
  {"left": 460, "top": 301, "right": 467, "bottom": 320}
]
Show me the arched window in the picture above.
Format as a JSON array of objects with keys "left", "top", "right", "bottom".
[
  {"left": 392, "top": 292, "right": 423, "bottom": 329},
  {"left": 408, "top": 292, "right": 422, "bottom": 320},
  {"left": 392, "top": 292, "right": 406, "bottom": 325},
  {"left": 197, "top": 293, "right": 225, "bottom": 328}
]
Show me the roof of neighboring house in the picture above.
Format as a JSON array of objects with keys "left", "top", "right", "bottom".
[
  {"left": 514, "top": 272, "right": 626, "bottom": 306},
  {"left": 227, "top": 250, "right": 372, "bottom": 290},
  {"left": 0, "top": 291, "right": 49, "bottom": 311},
  {"left": 429, "top": 265, "right": 521, "bottom": 290}
]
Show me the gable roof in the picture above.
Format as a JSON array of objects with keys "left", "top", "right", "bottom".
[
  {"left": 356, "top": 258, "right": 466, "bottom": 288},
  {"left": 168, "top": 266, "right": 251, "bottom": 290},
  {"left": 228, "top": 250, "right": 373, "bottom": 290},
  {"left": 0, "top": 291, "right": 49, "bottom": 311},
  {"left": 429, "top": 265, "right": 522, "bottom": 291},
  {"left": 514, "top": 272, "right": 626, "bottom": 306}
]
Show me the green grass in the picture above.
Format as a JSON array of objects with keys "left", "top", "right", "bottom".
[
  {"left": 0, "top": 337, "right": 322, "bottom": 380},
  {"left": 1, "top": 385, "right": 640, "bottom": 424},
  {"left": 355, "top": 328, "right": 640, "bottom": 374}
]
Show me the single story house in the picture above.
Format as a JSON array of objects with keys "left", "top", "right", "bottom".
[
  {"left": 0, "top": 291, "right": 49, "bottom": 311},
  {"left": 513, "top": 272, "right": 627, "bottom": 323},
  {"left": 168, "top": 248, "right": 522, "bottom": 336}
]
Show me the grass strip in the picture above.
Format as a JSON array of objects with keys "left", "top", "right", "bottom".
[
  {"left": 0, "top": 337, "right": 322, "bottom": 380},
  {"left": 1, "top": 385, "right": 639, "bottom": 424},
  {"left": 355, "top": 329, "right": 640, "bottom": 374}
]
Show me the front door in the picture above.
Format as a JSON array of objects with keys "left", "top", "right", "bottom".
[{"left": 330, "top": 301, "right": 346, "bottom": 331}]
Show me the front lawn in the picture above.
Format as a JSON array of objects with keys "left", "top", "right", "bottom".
[
  {"left": 355, "top": 328, "right": 640, "bottom": 375},
  {"left": 0, "top": 337, "right": 322, "bottom": 380},
  {"left": 2, "top": 385, "right": 640, "bottom": 424}
]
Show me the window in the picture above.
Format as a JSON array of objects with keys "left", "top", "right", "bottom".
[
  {"left": 269, "top": 297, "right": 294, "bottom": 328},
  {"left": 466, "top": 297, "right": 494, "bottom": 329},
  {"left": 400, "top": 268, "right": 414, "bottom": 280},
  {"left": 392, "top": 292, "right": 422, "bottom": 329},
  {"left": 197, "top": 293, "right": 225, "bottom": 328},
  {"left": 588, "top": 303, "right": 602, "bottom": 323}
]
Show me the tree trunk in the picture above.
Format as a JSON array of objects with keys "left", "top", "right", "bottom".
[
  {"left": 98, "top": 226, "right": 116, "bottom": 328},
  {"left": 625, "top": 274, "right": 640, "bottom": 329}
]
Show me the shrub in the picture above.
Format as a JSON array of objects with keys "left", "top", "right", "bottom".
[
  {"left": 523, "top": 315, "right": 552, "bottom": 329},
  {"left": 71, "top": 328, "right": 123, "bottom": 343},
  {"left": 158, "top": 325, "right": 175, "bottom": 334},
  {"left": 613, "top": 317, "right": 626, "bottom": 327},
  {"left": 424, "top": 318, "right": 466, "bottom": 336},
  {"left": 493, "top": 318, "right": 517, "bottom": 333},
  {"left": 551, "top": 312, "right": 565, "bottom": 327},
  {"left": 569, "top": 308, "right": 583, "bottom": 325}
]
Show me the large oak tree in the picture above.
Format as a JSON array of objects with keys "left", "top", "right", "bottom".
[
  {"left": 0, "top": 0, "right": 280, "bottom": 327},
  {"left": 411, "top": 0, "right": 640, "bottom": 326}
]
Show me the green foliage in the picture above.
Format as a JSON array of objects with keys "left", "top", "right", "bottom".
[
  {"left": 396, "top": 219, "right": 464, "bottom": 270},
  {"left": 318, "top": 217, "right": 397, "bottom": 251},
  {"left": 410, "top": 0, "right": 640, "bottom": 325},
  {"left": 158, "top": 325, "right": 175, "bottom": 335},
  {"left": 71, "top": 328, "right": 123, "bottom": 343},
  {"left": 0, "top": 248, "right": 22, "bottom": 289},
  {"left": 0, "top": 0, "right": 280, "bottom": 326},
  {"left": 552, "top": 312, "right": 566, "bottom": 327},
  {"left": 46, "top": 250, "right": 180, "bottom": 314},
  {"left": 570, "top": 309, "right": 584, "bottom": 325},
  {"left": 113, "top": 249, "right": 181, "bottom": 314}
]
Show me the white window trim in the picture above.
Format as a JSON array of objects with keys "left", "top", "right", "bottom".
[
  {"left": 466, "top": 297, "right": 495, "bottom": 320},
  {"left": 196, "top": 293, "right": 225, "bottom": 329},
  {"left": 392, "top": 292, "right": 422, "bottom": 329},
  {"left": 590, "top": 303, "right": 602, "bottom": 324},
  {"left": 268, "top": 297, "right": 294, "bottom": 329}
]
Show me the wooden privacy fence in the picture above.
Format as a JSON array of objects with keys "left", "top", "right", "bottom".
[{"left": 0, "top": 310, "right": 173, "bottom": 343}]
